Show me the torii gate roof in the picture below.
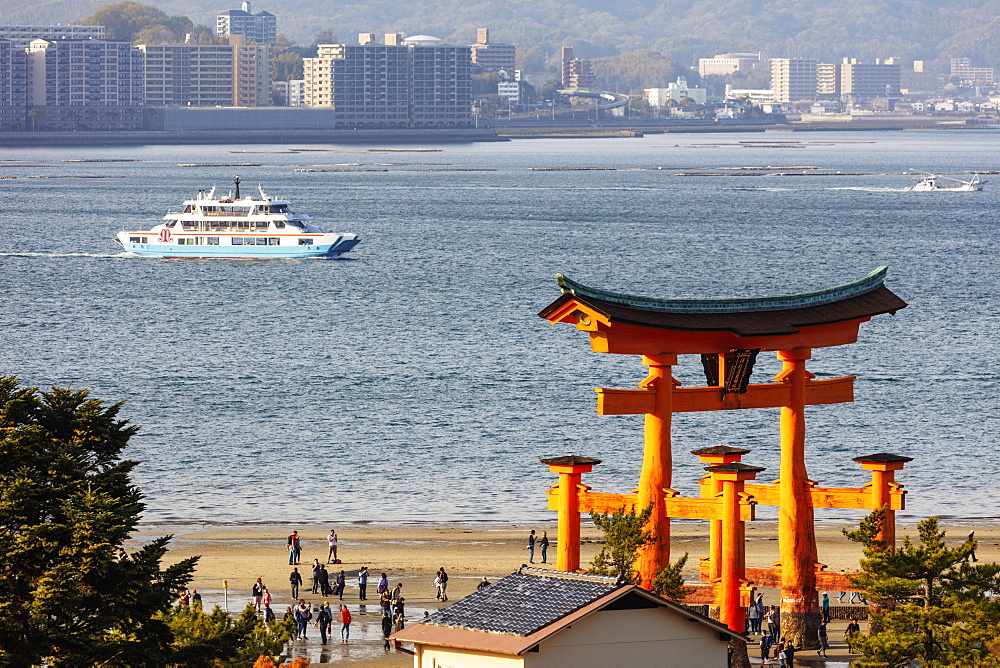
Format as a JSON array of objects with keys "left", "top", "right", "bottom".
[{"left": 538, "top": 266, "right": 907, "bottom": 354}]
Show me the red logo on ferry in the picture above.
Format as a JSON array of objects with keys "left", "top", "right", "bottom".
[{"left": 158, "top": 229, "right": 172, "bottom": 243}]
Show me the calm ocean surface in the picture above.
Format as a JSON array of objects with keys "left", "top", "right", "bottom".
[{"left": 1, "top": 131, "right": 997, "bottom": 525}]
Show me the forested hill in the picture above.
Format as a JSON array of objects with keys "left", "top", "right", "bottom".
[{"left": 3, "top": 0, "right": 998, "bottom": 71}]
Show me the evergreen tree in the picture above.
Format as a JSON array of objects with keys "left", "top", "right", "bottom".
[
  {"left": 0, "top": 376, "right": 289, "bottom": 667},
  {"left": 589, "top": 505, "right": 653, "bottom": 583},
  {"left": 843, "top": 510, "right": 1000, "bottom": 667}
]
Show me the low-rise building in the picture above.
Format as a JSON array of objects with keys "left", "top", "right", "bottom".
[
  {"left": 392, "top": 567, "right": 744, "bottom": 667},
  {"left": 698, "top": 52, "right": 762, "bottom": 77},
  {"left": 645, "top": 77, "right": 707, "bottom": 106},
  {"left": 950, "top": 57, "right": 994, "bottom": 85}
]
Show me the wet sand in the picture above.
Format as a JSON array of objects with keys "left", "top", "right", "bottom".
[{"left": 138, "top": 520, "right": 997, "bottom": 665}]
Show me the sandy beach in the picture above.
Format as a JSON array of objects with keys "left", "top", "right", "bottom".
[{"left": 134, "top": 519, "right": 998, "bottom": 665}]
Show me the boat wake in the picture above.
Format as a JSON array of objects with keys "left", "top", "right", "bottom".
[
  {"left": 827, "top": 187, "right": 902, "bottom": 192},
  {"left": 0, "top": 251, "right": 126, "bottom": 258}
]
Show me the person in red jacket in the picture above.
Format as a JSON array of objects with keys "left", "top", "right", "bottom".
[{"left": 340, "top": 604, "right": 352, "bottom": 643}]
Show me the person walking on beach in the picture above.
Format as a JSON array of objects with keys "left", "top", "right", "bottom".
[
  {"left": 190, "top": 589, "right": 202, "bottom": 608},
  {"left": 747, "top": 603, "right": 760, "bottom": 635},
  {"left": 262, "top": 587, "right": 272, "bottom": 609},
  {"left": 382, "top": 611, "right": 394, "bottom": 651},
  {"left": 311, "top": 559, "right": 322, "bottom": 594},
  {"left": 527, "top": 529, "right": 536, "bottom": 563},
  {"left": 821, "top": 592, "right": 830, "bottom": 623},
  {"left": 377, "top": 572, "right": 389, "bottom": 596},
  {"left": 252, "top": 578, "right": 265, "bottom": 612},
  {"left": 318, "top": 564, "right": 331, "bottom": 597},
  {"left": 289, "top": 567, "right": 302, "bottom": 599},
  {"left": 327, "top": 529, "right": 339, "bottom": 563},
  {"left": 845, "top": 618, "right": 861, "bottom": 652},
  {"left": 287, "top": 530, "right": 301, "bottom": 565},
  {"left": 967, "top": 531, "right": 979, "bottom": 562},
  {"left": 540, "top": 531, "right": 550, "bottom": 563},
  {"left": 358, "top": 566, "right": 369, "bottom": 600},
  {"left": 759, "top": 634, "right": 772, "bottom": 665},
  {"left": 380, "top": 589, "right": 392, "bottom": 617},
  {"left": 294, "top": 600, "right": 311, "bottom": 640},
  {"left": 339, "top": 604, "right": 352, "bottom": 643},
  {"left": 438, "top": 567, "right": 449, "bottom": 602},
  {"left": 478, "top": 576, "right": 491, "bottom": 591},
  {"left": 817, "top": 621, "right": 829, "bottom": 658},
  {"left": 316, "top": 602, "right": 332, "bottom": 644},
  {"left": 434, "top": 571, "right": 443, "bottom": 600},
  {"left": 336, "top": 570, "right": 347, "bottom": 600},
  {"left": 263, "top": 603, "right": 275, "bottom": 628}
]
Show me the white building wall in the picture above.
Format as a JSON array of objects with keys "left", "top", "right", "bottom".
[{"left": 417, "top": 645, "right": 524, "bottom": 668}]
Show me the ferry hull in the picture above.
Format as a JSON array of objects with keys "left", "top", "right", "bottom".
[{"left": 116, "top": 234, "right": 359, "bottom": 259}]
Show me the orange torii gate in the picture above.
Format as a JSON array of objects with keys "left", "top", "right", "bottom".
[{"left": 538, "top": 267, "right": 907, "bottom": 645}]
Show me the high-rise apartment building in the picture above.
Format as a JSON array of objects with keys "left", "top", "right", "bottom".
[
  {"left": 0, "top": 25, "right": 104, "bottom": 49},
  {"left": 469, "top": 28, "right": 516, "bottom": 73},
  {"left": 0, "top": 39, "right": 28, "bottom": 129},
  {"left": 304, "top": 34, "right": 472, "bottom": 128},
  {"left": 839, "top": 58, "right": 901, "bottom": 100},
  {"left": 217, "top": 1, "right": 276, "bottom": 46},
  {"left": 816, "top": 62, "right": 839, "bottom": 98},
  {"left": 950, "top": 57, "right": 995, "bottom": 85},
  {"left": 139, "top": 38, "right": 270, "bottom": 107},
  {"left": 698, "top": 53, "right": 762, "bottom": 77},
  {"left": 769, "top": 58, "right": 817, "bottom": 103},
  {"left": 26, "top": 38, "right": 143, "bottom": 129},
  {"left": 561, "top": 47, "right": 596, "bottom": 89}
]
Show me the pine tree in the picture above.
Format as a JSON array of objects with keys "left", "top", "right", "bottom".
[
  {"left": 843, "top": 510, "right": 1000, "bottom": 667},
  {"left": 588, "top": 505, "right": 653, "bottom": 583}
]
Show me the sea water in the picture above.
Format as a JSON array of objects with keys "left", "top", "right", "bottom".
[{"left": 0, "top": 131, "right": 997, "bottom": 525}]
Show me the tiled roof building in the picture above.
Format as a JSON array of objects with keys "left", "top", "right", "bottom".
[{"left": 393, "top": 567, "right": 743, "bottom": 667}]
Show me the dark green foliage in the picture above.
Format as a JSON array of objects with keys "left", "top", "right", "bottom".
[
  {"left": 589, "top": 505, "right": 653, "bottom": 584},
  {"left": 75, "top": 1, "right": 196, "bottom": 44},
  {"left": 0, "top": 376, "right": 197, "bottom": 666},
  {"left": 592, "top": 50, "right": 687, "bottom": 94},
  {"left": 844, "top": 510, "right": 1000, "bottom": 667},
  {"left": 165, "top": 603, "right": 292, "bottom": 666},
  {"left": 651, "top": 552, "right": 691, "bottom": 602},
  {"left": 0, "top": 376, "right": 289, "bottom": 667}
]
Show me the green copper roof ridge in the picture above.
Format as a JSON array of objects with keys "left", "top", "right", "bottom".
[{"left": 555, "top": 266, "right": 890, "bottom": 313}]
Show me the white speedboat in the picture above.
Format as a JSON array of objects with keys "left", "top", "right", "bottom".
[
  {"left": 116, "top": 177, "right": 360, "bottom": 258},
  {"left": 906, "top": 170, "right": 986, "bottom": 191}
]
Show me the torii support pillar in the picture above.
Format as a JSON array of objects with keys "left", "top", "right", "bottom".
[
  {"left": 540, "top": 456, "right": 601, "bottom": 572},
  {"left": 705, "top": 462, "right": 765, "bottom": 634},
  {"left": 776, "top": 348, "right": 821, "bottom": 645},
  {"left": 692, "top": 445, "right": 752, "bottom": 583},
  {"left": 854, "top": 453, "right": 913, "bottom": 548},
  {"left": 636, "top": 354, "right": 677, "bottom": 588}
]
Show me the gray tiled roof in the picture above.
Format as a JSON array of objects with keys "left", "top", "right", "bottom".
[{"left": 422, "top": 568, "right": 624, "bottom": 637}]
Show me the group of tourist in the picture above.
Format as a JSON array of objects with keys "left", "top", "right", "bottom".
[{"left": 283, "top": 600, "right": 353, "bottom": 644}]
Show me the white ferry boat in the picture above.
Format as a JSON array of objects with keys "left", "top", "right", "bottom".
[
  {"left": 906, "top": 170, "right": 986, "bottom": 192},
  {"left": 116, "top": 177, "right": 360, "bottom": 259}
]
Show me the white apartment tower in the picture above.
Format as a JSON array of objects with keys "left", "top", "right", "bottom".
[
  {"left": 217, "top": 1, "right": 277, "bottom": 46},
  {"left": 469, "top": 28, "right": 516, "bottom": 73},
  {"left": 770, "top": 58, "right": 817, "bottom": 102}
]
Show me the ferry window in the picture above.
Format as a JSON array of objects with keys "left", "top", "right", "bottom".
[
  {"left": 298, "top": 238, "right": 313, "bottom": 245},
  {"left": 183, "top": 205, "right": 193, "bottom": 213},
  {"left": 207, "top": 237, "right": 219, "bottom": 245},
  {"left": 275, "top": 204, "right": 289, "bottom": 213},
  {"left": 268, "top": 237, "right": 279, "bottom": 245},
  {"left": 274, "top": 221, "right": 286, "bottom": 229},
  {"left": 166, "top": 221, "right": 176, "bottom": 228},
  {"left": 254, "top": 221, "right": 268, "bottom": 228},
  {"left": 256, "top": 237, "right": 268, "bottom": 245},
  {"left": 141, "top": 237, "right": 148, "bottom": 244},
  {"left": 232, "top": 237, "right": 244, "bottom": 245},
  {"left": 130, "top": 236, "right": 141, "bottom": 243}
]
